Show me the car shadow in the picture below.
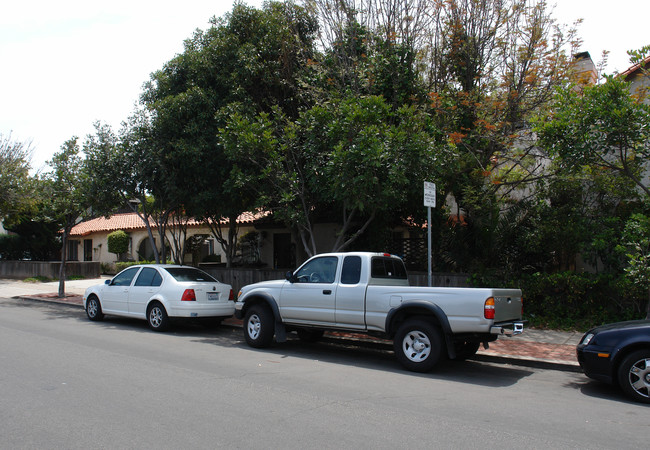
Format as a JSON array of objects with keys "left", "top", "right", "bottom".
[
  {"left": 196, "top": 329, "right": 536, "bottom": 387},
  {"left": 9, "top": 298, "right": 535, "bottom": 386},
  {"left": 565, "top": 378, "right": 650, "bottom": 406}
]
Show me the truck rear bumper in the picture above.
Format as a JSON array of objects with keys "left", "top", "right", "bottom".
[{"left": 490, "top": 321, "right": 526, "bottom": 336}]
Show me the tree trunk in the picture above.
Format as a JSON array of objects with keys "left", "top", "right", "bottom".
[{"left": 58, "top": 229, "right": 68, "bottom": 298}]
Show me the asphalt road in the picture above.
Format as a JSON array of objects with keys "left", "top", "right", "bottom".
[{"left": 1, "top": 297, "right": 646, "bottom": 449}]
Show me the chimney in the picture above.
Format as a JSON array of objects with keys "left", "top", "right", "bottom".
[{"left": 572, "top": 51, "right": 597, "bottom": 85}]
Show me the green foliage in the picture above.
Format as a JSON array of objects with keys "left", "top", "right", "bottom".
[
  {"left": 23, "top": 276, "right": 53, "bottom": 283},
  {"left": 617, "top": 213, "right": 650, "bottom": 317},
  {"left": 470, "top": 271, "right": 646, "bottom": 330},
  {"left": 0, "top": 234, "right": 26, "bottom": 260},
  {"left": 222, "top": 94, "right": 442, "bottom": 255},
  {"left": 537, "top": 75, "right": 650, "bottom": 197},
  {"left": 114, "top": 260, "right": 158, "bottom": 273},
  {"left": 100, "top": 262, "right": 115, "bottom": 275},
  {"left": 107, "top": 230, "right": 130, "bottom": 256},
  {"left": 0, "top": 133, "right": 33, "bottom": 218}
]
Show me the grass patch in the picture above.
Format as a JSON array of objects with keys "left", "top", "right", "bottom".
[
  {"left": 22, "top": 275, "right": 86, "bottom": 283},
  {"left": 23, "top": 276, "right": 53, "bottom": 283}
]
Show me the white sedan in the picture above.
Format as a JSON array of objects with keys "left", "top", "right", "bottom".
[{"left": 83, "top": 265, "right": 234, "bottom": 331}]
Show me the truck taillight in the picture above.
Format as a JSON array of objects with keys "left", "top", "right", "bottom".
[
  {"left": 181, "top": 289, "right": 196, "bottom": 301},
  {"left": 484, "top": 297, "right": 495, "bottom": 319},
  {"left": 229, "top": 289, "right": 234, "bottom": 301}
]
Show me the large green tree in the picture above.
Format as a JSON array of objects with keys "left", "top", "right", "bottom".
[
  {"left": 84, "top": 119, "right": 170, "bottom": 264},
  {"left": 43, "top": 138, "right": 93, "bottom": 297},
  {"left": 538, "top": 75, "right": 650, "bottom": 198},
  {"left": 222, "top": 95, "right": 441, "bottom": 256},
  {"left": 0, "top": 133, "right": 33, "bottom": 219},
  {"left": 141, "top": 1, "right": 318, "bottom": 266}
]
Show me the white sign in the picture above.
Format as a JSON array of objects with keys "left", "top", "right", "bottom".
[{"left": 424, "top": 182, "right": 436, "bottom": 208}]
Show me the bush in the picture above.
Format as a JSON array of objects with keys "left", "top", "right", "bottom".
[
  {"left": 470, "top": 271, "right": 646, "bottom": 331},
  {"left": 107, "top": 230, "right": 129, "bottom": 259},
  {"left": 0, "top": 234, "right": 27, "bottom": 260},
  {"left": 114, "top": 260, "right": 167, "bottom": 273},
  {"left": 100, "top": 262, "right": 115, "bottom": 275}
]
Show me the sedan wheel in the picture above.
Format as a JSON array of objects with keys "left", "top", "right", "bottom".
[
  {"left": 86, "top": 295, "right": 104, "bottom": 321},
  {"left": 147, "top": 303, "right": 169, "bottom": 332},
  {"left": 617, "top": 350, "right": 650, "bottom": 403}
]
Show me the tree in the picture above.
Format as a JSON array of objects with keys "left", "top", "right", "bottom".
[
  {"left": 0, "top": 133, "right": 33, "bottom": 219},
  {"left": 537, "top": 75, "right": 650, "bottom": 198},
  {"left": 618, "top": 214, "right": 650, "bottom": 319},
  {"left": 107, "top": 230, "right": 130, "bottom": 261},
  {"left": 425, "top": 0, "right": 577, "bottom": 229},
  {"left": 304, "top": 0, "right": 578, "bottom": 271},
  {"left": 42, "top": 138, "right": 92, "bottom": 297},
  {"left": 222, "top": 95, "right": 441, "bottom": 256},
  {"left": 141, "top": 1, "right": 319, "bottom": 266},
  {"left": 84, "top": 119, "right": 168, "bottom": 264}
]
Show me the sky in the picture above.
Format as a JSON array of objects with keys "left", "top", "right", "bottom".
[{"left": 1, "top": 0, "right": 648, "bottom": 173}]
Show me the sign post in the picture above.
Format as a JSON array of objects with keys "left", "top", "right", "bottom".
[{"left": 423, "top": 182, "right": 436, "bottom": 287}]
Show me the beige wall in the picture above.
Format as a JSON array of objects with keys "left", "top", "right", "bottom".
[{"left": 70, "top": 224, "right": 258, "bottom": 265}]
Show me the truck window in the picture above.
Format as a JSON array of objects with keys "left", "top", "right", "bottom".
[
  {"left": 341, "top": 256, "right": 361, "bottom": 284},
  {"left": 295, "top": 256, "right": 338, "bottom": 283},
  {"left": 371, "top": 257, "right": 407, "bottom": 280}
]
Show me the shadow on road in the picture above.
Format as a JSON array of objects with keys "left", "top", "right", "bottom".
[
  {"left": 197, "top": 330, "right": 536, "bottom": 387},
  {"left": 6, "top": 297, "right": 534, "bottom": 387},
  {"left": 565, "top": 378, "right": 649, "bottom": 406}
]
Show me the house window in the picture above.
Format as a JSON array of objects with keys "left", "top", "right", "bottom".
[
  {"left": 67, "top": 240, "right": 79, "bottom": 261},
  {"left": 84, "top": 239, "right": 93, "bottom": 261}
]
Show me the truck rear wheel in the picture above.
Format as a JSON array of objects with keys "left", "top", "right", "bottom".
[
  {"left": 244, "top": 304, "right": 275, "bottom": 348},
  {"left": 394, "top": 319, "right": 442, "bottom": 372}
]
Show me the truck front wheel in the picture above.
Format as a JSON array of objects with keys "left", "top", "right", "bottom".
[
  {"left": 244, "top": 304, "right": 275, "bottom": 348},
  {"left": 394, "top": 320, "right": 443, "bottom": 372}
]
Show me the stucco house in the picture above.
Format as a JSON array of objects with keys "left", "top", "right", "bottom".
[
  {"left": 67, "top": 212, "right": 266, "bottom": 267},
  {"left": 67, "top": 210, "right": 423, "bottom": 270},
  {"left": 618, "top": 54, "right": 650, "bottom": 102}
]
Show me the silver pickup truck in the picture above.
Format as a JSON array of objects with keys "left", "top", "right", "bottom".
[{"left": 235, "top": 252, "right": 524, "bottom": 372}]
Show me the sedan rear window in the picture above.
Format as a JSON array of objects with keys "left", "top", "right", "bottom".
[{"left": 164, "top": 267, "right": 218, "bottom": 282}]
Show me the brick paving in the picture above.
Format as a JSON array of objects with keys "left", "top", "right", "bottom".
[{"left": 478, "top": 338, "right": 577, "bottom": 364}]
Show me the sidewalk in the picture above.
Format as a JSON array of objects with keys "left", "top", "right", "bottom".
[{"left": 1, "top": 277, "right": 582, "bottom": 371}]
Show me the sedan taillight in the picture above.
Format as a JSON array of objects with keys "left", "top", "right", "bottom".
[
  {"left": 181, "top": 289, "right": 196, "bottom": 301},
  {"left": 229, "top": 289, "right": 234, "bottom": 301}
]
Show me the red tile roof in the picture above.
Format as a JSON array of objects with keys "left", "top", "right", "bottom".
[
  {"left": 70, "top": 211, "right": 267, "bottom": 237},
  {"left": 618, "top": 55, "right": 650, "bottom": 79}
]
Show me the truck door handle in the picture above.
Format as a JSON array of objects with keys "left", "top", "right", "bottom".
[{"left": 323, "top": 290, "right": 332, "bottom": 295}]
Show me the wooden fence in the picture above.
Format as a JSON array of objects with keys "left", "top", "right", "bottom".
[
  {"left": 200, "top": 265, "right": 468, "bottom": 294},
  {"left": 0, "top": 261, "right": 101, "bottom": 279}
]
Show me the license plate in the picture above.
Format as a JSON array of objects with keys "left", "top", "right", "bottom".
[{"left": 207, "top": 292, "right": 219, "bottom": 301}]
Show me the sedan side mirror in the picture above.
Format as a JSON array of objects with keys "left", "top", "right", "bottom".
[
  {"left": 105, "top": 279, "right": 110, "bottom": 285},
  {"left": 285, "top": 271, "right": 296, "bottom": 283}
]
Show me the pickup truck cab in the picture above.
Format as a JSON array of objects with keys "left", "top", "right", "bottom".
[{"left": 235, "top": 252, "right": 524, "bottom": 372}]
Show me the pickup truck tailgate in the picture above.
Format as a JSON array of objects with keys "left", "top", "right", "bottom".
[{"left": 492, "top": 289, "right": 523, "bottom": 322}]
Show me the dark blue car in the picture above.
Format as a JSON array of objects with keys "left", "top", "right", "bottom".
[{"left": 576, "top": 320, "right": 650, "bottom": 403}]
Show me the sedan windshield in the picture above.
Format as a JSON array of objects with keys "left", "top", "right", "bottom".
[{"left": 164, "top": 267, "right": 218, "bottom": 283}]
